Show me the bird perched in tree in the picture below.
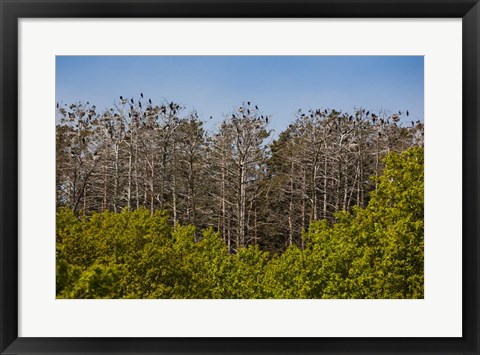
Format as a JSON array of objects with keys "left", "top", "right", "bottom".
[
  {"left": 149, "top": 98, "right": 152, "bottom": 104},
  {"left": 120, "top": 96, "right": 123, "bottom": 100},
  {"left": 255, "top": 105, "right": 258, "bottom": 110},
  {"left": 406, "top": 110, "right": 410, "bottom": 116},
  {"left": 247, "top": 101, "right": 250, "bottom": 105},
  {"left": 140, "top": 93, "right": 144, "bottom": 98},
  {"left": 131, "top": 98, "right": 134, "bottom": 104}
]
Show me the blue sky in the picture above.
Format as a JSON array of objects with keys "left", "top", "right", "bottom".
[{"left": 56, "top": 56, "right": 423, "bottom": 136}]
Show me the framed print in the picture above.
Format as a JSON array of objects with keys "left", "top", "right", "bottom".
[{"left": 1, "top": 0, "right": 479, "bottom": 354}]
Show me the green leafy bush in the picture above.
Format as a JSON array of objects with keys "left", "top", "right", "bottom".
[{"left": 57, "top": 148, "right": 423, "bottom": 299}]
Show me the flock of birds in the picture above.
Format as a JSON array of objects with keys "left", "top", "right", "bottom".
[
  {"left": 296, "top": 107, "right": 420, "bottom": 129},
  {"left": 59, "top": 94, "right": 424, "bottom": 163},
  {"left": 57, "top": 94, "right": 422, "bottom": 139}
]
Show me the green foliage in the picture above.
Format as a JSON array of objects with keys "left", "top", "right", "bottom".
[
  {"left": 301, "top": 147, "right": 424, "bottom": 299},
  {"left": 57, "top": 148, "right": 423, "bottom": 299}
]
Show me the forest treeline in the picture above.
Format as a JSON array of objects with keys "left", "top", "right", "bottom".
[
  {"left": 57, "top": 147, "right": 424, "bottom": 299},
  {"left": 56, "top": 97, "right": 424, "bottom": 253}
]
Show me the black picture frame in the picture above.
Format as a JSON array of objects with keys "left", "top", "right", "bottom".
[{"left": 1, "top": 1, "right": 479, "bottom": 354}]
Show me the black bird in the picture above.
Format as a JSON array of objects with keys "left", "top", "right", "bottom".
[
  {"left": 255, "top": 105, "right": 258, "bottom": 110},
  {"left": 349, "top": 115, "right": 353, "bottom": 121},
  {"left": 209, "top": 116, "right": 213, "bottom": 120},
  {"left": 56, "top": 103, "right": 59, "bottom": 108},
  {"left": 131, "top": 98, "right": 134, "bottom": 104},
  {"left": 406, "top": 110, "right": 410, "bottom": 117},
  {"left": 411, "top": 121, "right": 414, "bottom": 127},
  {"left": 139, "top": 102, "right": 142, "bottom": 108},
  {"left": 266, "top": 117, "right": 269, "bottom": 123},
  {"left": 366, "top": 111, "right": 370, "bottom": 116},
  {"left": 324, "top": 109, "right": 328, "bottom": 114},
  {"left": 141, "top": 93, "right": 144, "bottom": 98},
  {"left": 120, "top": 96, "right": 123, "bottom": 100},
  {"left": 247, "top": 101, "right": 251, "bottom": 105},
  {"left": 149, "top": 98, "right": 152, "bottom": 104}
]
